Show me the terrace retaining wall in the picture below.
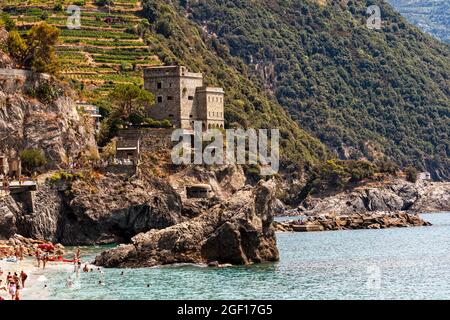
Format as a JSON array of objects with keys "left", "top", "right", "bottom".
[{"left": 0, "top": 68, "right": 51, "bottom": 93}]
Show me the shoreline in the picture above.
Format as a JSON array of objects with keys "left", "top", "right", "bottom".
[
  {"left": 0, "top": 257, "right": 45, "bottom": 300},
  {"left": 0, "top": 212, "right": 448, "bottom": 300},
  {"left": 0, "top": 256, "right": 96, "bottom": 300}
]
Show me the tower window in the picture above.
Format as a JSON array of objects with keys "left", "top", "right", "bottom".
[
  {"left": 188, "top": 96, "right": 194, "bottom": 101},
  {"left": 167, "top": 96, "right": 173, "bottom": 101},
  {"left": 157, "top": 82, "right": 162, "bottom": 89},
  {"left": 157, "top": 96, "right": 163, "bottom": 103}
]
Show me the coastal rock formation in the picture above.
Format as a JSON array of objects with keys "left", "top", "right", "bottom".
[
  {"left": 0, "top": 164, "right": 190, "bottom": 245},
  {"left": 63, "top": 174, "right": 185, "bottom": 244},
  {"left": 0, "top": 92, "right": 96, "bottom": 169},
  {"left": 0, "top": 174, "right": 186, "bottom": 245},
  {"left": 94, "top": 181, "right": 280, "bottom": 268},
  {"left": 275, "top": 211, "right": 431, "bottom": 232},
  {"left": 0, "top": 234, "right": 65, "bottom": 260},
  {"left": 298, "top": 180, "right": 450, "bottom": 216},
  {"left": 168, "top": 164, "right": 247, "bottom": 201}
]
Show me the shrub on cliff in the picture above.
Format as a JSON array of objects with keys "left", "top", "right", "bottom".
[
  {"left": 27, "top": 81, "right": 64, "bottom": 104},
  {"left": 0, "top": 13, "right": 16, "bottom": 32},
  {"left": 6, "top": 30, "right": 27, "bottom": 62},
  {"left": 97, "top": 84, "right": 156, "bottom": 146},
  {"left": 108, "top": 84, "right": 154, "bottom": 121},
  {"left": 6, "top": 22, "right": 60, "bottom": 74},
  {"left": 405, "top": 166, "right": 418, "bottom": 183},
  {"left": 303, "top": 159, "right": 378, "bottom": 196},
  {"left": 20, "top": 149, "right": 47, "bottom": 174}
]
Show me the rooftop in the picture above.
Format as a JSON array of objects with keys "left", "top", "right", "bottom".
[{"left": 144, "top": 65, "right": 203, "bottom": 79}]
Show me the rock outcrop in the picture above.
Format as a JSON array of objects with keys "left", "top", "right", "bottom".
[
  {"left": 168, "top": 164, "right": 247, "bottom": 201},
  {"left": 0, "top": 174, "right": 186, "bottom": 245},
  {"left": 298, "top": 179, "right": 450, "bottom": 216},
  {"left": 0, "top": 234, "right": 65, "bottom": 260},
  {"left": 94, "top": 181, "right": 280, "bottom": 268},
  {"left": 0, "top": 39, "right": 96, "bottom": 169},
  {"left": 0, "top": 92, "right": 96, "bottom": 169},
  {"left": 275, "top": 211, "right": 431, "bottom": 232}
]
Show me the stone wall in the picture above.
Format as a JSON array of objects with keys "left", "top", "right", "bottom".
[
  {"left": 139, "top": 128, "right": 174, "bottom": 152},
  {"left": 144, "top": 66, "right": 203, "bottom": 129},
  {"left": 0, "top": 68, "right": 50, "bottom": 93},
  {"left": 143, "top": 66, "right": 224, "bottom": 130}
]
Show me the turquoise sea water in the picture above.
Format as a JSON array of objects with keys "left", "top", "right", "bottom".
[{"left": 31, "top": 212, "right": 450, "bottom": 300}]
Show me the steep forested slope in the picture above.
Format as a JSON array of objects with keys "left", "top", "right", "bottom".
[
  {"left": 169, "top": 0, "right": 450, "bottom": 179},
  {"left": 0, "top": 0, "right": 329, "bottom": 170},
  {"left": 139, "top": 0, "right": 329, "bottom": 168}
]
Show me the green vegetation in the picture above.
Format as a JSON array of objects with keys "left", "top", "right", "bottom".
[
  {"left": 1, "top": 0, "right": 329, "bottom": 169},
  {"left": 140, "top": 0, "right": 328, "bottom": 167},
  {"left": 8, "top": 0, "right": 446, "bottom": 180},
  {"left": 7, "top": 22, "right": 60, "bottom": 73},
  {"left": 405, "top": 166, "right": 418, "bottom": 183},
  {"left": 19, "top": 149, "right": 47, "bottom": 173},
  {"left": 300, "top": 159, "right": 379, "bottom": 197},
  {"left": 183, "top": 0, "right": 450, "bottom": 179},
  {"left": 108, "top": 83, "right": 154, "bottom": 120},
  {"left": 97, "top": 83, "right": 163, "bottom": 145},
  {"left": 27, "top": 80, "right": 64, "bottom": 103},
  {"left": 0, "top": 13, "right": 16, "bottom": 31},
  {"left": 48, "top": 170, "right": 85, "bottom": 183},
  {"left": 0, "top": 0, "right": 159, "bottom": 99}
]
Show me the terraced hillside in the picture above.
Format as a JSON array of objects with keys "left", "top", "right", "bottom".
[
  {"left": 0, "top": 0, "right": 161, "bottom": 99},
  {"left": 0, "top": 0, "right": 330, "bottom": 168}
]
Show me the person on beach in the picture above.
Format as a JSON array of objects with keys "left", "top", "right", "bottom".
[
  {"left": 35, "top": 249, "right": 41, "bottom": 268},
  {"left": 66, "top": 277, "right": 73, "bottom": 288},
  {"left": 20, "top": 271, "right": 27, "bottom": 288},
  {"left": 18, "top": 246, "right": 24, "bottom": 261},
  {"left": 83, "top": 264, "right": 89, "bottom": 272},
  {"left": 0, "top": 281, "right": 6, "bottom": 301},
  {"left": 8, "top": 282, "right": 16, "bottom": 300},
  {"left": 0, "top": 279, "right": 7, "bottom": 292},
  {"left": 42, "top": 252, "right": 49, "bottom": 269},
  {"left": 6, "top": 272, "right": 12, "bottom": 286},
  {"left": 13, "top": 273, "right": 19, "bottom": 286},
  {"left": 75, "top": 248, "right": 81, "bottom": 262}
]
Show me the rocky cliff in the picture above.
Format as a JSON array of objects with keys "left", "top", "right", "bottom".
[
  {"left": 0, "top": 34, "right": 96, "bottom": 168},
  {"left": 94, "top": 181, "right": 279, "bottom": 268},
  {"left": 0, "top": 173, "right": 186, "bottom": 245},
  {"left": 0, "top": 88, "right": 96, "bottom": 169},
  {"left": 298, "top": 179, "right": 450, "bottom": 216}
]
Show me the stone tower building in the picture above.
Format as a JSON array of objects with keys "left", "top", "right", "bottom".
[{"left": 143, "top": 66, "right": 224, "bottom": 130}]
